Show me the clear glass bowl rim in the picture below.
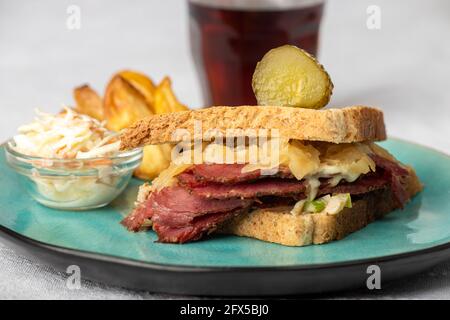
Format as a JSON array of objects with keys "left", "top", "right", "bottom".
[{"left": 4, "top": 138, "right": 143, "bottom": 163}]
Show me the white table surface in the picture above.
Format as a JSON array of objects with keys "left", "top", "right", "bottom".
[{"left": 0, "top": 0, "right": 449, "bottom": 299}]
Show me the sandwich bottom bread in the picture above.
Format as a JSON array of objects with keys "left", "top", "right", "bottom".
[{"left": 120, "top": 106, "right": 423, "bottom": 246}]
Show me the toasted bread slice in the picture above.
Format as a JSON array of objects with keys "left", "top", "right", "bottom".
[
  {"left": 120, "top": 106, "right": 386, "bottom": 150},
  {"left": 218, "top": 168, "right": 422, "bottom": 246}
]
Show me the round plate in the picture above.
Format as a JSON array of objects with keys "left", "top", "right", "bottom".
[{"left": 0, "top": 139, "right": 449, "bottom": 296}]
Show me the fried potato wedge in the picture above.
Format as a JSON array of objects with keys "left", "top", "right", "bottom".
[
  {"left": 153, "top": 77, "right": 189, "bottom": 114},
  {"left": 119, "top": 70, "right": 156, "bottom": 107},
  {"left": 73, "top": 85, "right": 104, "bottom": 121},
  {"left": 104, "top": 75, "right": 153, "bottom": 132},
  {"left": 133, "top": 77, "right": 188, "bottom": 180},
  {"left": 133, "top": 144, "right": 173, "bottom": 180}
]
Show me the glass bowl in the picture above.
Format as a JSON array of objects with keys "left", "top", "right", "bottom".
[{"left": 4, "top": 139, "right": 143, "bottom": 211}]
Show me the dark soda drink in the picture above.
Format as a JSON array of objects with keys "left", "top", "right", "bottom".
[{"left": 189, "top": 0, "right": 325, "bottom": 106}]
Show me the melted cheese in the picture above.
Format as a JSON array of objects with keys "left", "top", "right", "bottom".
[
  {"left": 150, "top": 140, "right": 387, "bottom": 198},
  {"left": 287, "top": 141, "right": 320, "bottom": 180},
  {"left": 151, "top": 163, "right": 192, "bottom": 191},
  {"left": 306, "top": 177, "right": 321, "bottom": 200},
  {"left": 288, "top": 142, "right": 377, "bottom": 199},
  {"left": 368, "top": 142, "right": 397, "bottom": 162}
]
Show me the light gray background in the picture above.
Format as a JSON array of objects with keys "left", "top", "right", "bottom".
[{"left": 0, "top": 0, "right": 449, "bottom": 299}]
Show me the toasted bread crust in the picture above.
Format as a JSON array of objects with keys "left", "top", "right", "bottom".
[
  {"left": 120, "top": 106, "right": 386, "bottom": 150},
  {"left": 219, "top": 168, "right": 422, "bottom": 246}
]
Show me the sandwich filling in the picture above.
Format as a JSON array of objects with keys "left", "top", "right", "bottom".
[{"left": 121, "top": 141, "right": 410, "bottom": 243}]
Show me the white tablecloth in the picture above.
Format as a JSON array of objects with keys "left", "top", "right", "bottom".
[{"left": 0, "top": 0, "right": 449, "bottom": 299}]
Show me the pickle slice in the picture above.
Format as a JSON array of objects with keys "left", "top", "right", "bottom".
[{"left": 252, "top": 45, "right": 333, "bottom": 109}]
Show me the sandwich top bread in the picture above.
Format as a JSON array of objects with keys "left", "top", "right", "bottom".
[{"left": 119, "top": 105, "right": 386, "bottom": 150}]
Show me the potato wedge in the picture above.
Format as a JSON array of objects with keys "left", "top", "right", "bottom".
[
  {"left": 73, "top": 85, "right": 104, "bottom": 121},
  {"left": 104, "top": 75, "right": 153, "bottom": 132},
  {"left": 133, "top": 144, "right": 173, "bottom": 180},
  {"left": 252, "top": 45, "right": 333, "bottom": 109},
  {"left": 119, "top": 70, "right": 156, "bottom": 107},
  {"left": 153, "top": 77, "right": 189, "bottom": 114},
  {"left": 134, "top": 75, "right": 187, "bottom": 179},
  {"left": 133, "top": 77, "right": 188, "bottom": 179}
]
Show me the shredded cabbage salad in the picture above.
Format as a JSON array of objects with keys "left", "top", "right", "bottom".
[{"left": 13, "top": 107, "right": 120, "bottom": 159}]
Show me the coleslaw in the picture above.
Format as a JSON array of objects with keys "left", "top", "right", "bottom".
[{"left": 12, "top": 107, "right": 120, "bottom": 159}]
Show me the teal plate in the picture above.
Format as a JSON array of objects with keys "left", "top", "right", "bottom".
[{"left": 1, "top": 138, "right": 449, "bottom": 296}]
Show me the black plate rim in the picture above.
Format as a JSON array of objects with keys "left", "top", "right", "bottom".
[{"left": 1, "top": 224, "right": 449, "bottom": 273}]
